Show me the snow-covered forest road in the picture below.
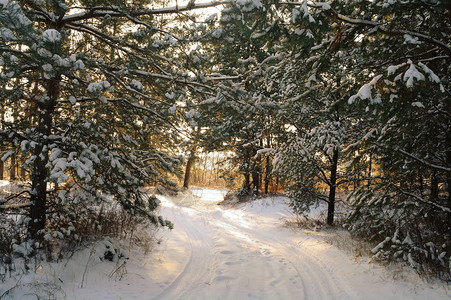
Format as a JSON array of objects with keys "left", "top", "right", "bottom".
[
  {"left": 147, "top": 189, "right": 449, "bottom": 300},
  {"left": 15, "top": 188, "right": 446, "bottom": 300}
]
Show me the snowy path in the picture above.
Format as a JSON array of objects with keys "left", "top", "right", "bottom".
[
  {"left": 148, "top": 189, "right": 449, "bottom": 300},
  {"left": 7, "top": 187, "right": 447, "bottom": 299}
]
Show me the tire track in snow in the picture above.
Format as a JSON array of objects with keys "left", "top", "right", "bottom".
[
  {"left": 155, "top": 194, "right": 358, "bottom": 300},
  {"left": 211, "top": 211, "right": 356, "bottom": 300},
  {"left": 153, "top": 204, "right": 216, "bottom": 300},
  {"left": 210, "top": 217, "right": 308, "bottom": 300}
]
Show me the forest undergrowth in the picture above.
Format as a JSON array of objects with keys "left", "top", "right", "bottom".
[{"left": 0, "top": 182, "right": 159, "bottom": 284}]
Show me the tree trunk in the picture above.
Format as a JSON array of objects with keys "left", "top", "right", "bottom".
[
  {"left": 418, "top": 169, "right": 424, "bottom": 197},
  {"left": 242, "top": 148, "right": 251, "bottom": 194},
  {"left": 10, "top": 153, "right": 16, "bottom": 181},
  {"left": 264, "top": 156, "right": 270, "bottom": 194},
  {"left": 367, "top": 151, "right": 372, "bottom": 187},
  {"left": 20, "top": 163, "right": 26, "bottom": 179},
  {"left": 251, "top": 168, "right": 260, "bottom": 196},
  {"left": 28, "top": 116, "right": 51, "bottom": 239},
  {"left": 183, "top": 156, "right": 194, "bottom": 188},
  {"left": 0, "top": 159, "right": 3, "bottom": 180},
  {"left": 20, "top": 153, "right": 27, "bottom": 179},
  {"left": 354, "top": 164, "right": 360, "bottom": 191},
  {"left": 183, "top": 150, "right": 196, "bottom": 189},
  {"left": 28, "top": 77, "right": 59, "bottom": 240},
  {"left": 251, "top": 148, "right": 260, "bottom": 196},
  {"left": 264, "top": 137, "right": 271, "bottom": 194},
  {"left": 327, "top": 149, "right": 339, "bottom": 226},
  {"left": 244, "top": 172, "right": 250, "bottom": 193}
]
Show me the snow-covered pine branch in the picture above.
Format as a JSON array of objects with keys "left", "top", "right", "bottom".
[{"left": 333, "top": 13, "right": 451, "bottom": 55}]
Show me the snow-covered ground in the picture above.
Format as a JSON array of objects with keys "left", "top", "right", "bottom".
[{"left": 1, "top": 188, "right": 449, "bottom": 299}]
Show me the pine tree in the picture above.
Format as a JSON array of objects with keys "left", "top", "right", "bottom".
[
  {"left": 266, "top": 1, "right": 355, "bottom": 225},
  {"left": 323, "top": 0, "right": 451, "bottom": 276},
  {"left": 0, "top": 0, "right": 223, "bottom": 244},
  {"left": 197, "top": 0, "right": 285, "bottom": 196}
]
